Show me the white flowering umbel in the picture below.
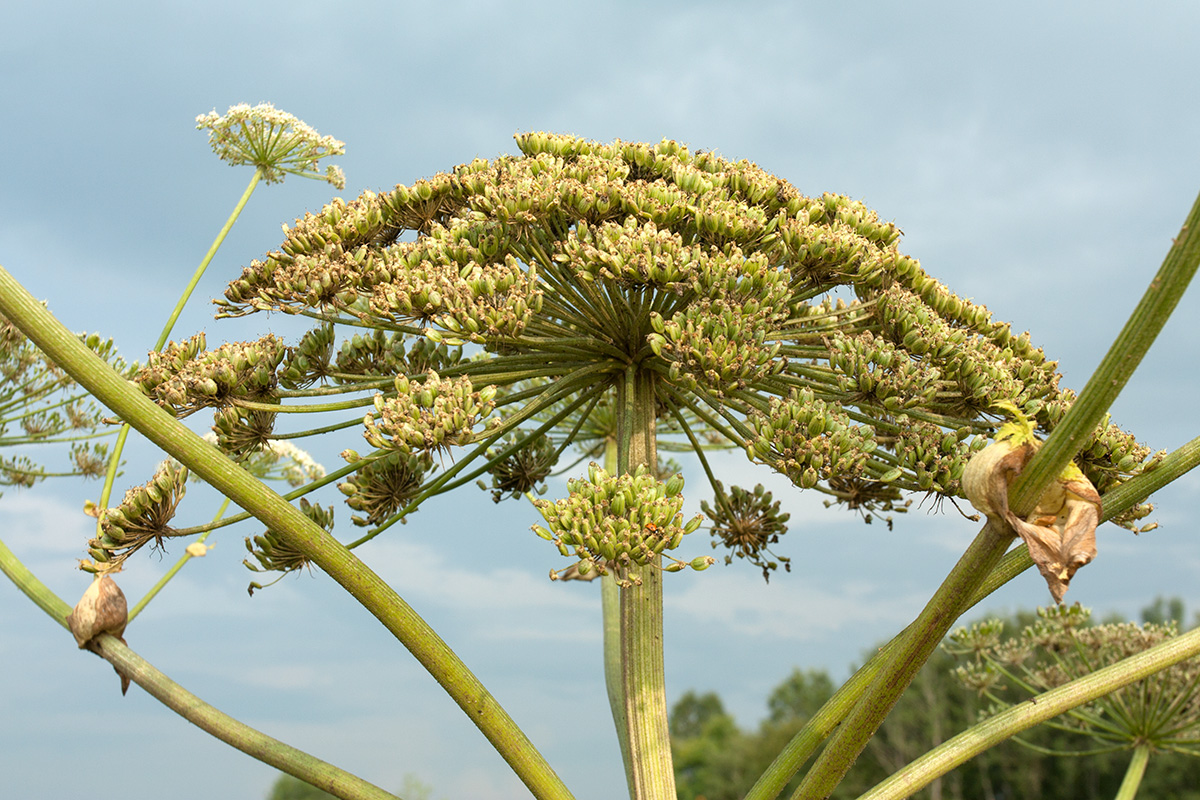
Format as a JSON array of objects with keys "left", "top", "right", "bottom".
[{"left": 196, "top": 103, "right": 345, "bottom": 189}]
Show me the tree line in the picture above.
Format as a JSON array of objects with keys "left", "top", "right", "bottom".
[{"left": 669, "top": 598, "right": 1200, "bottom": 800}]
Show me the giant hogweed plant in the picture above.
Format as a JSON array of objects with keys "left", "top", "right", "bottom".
[{"left": 3, "top": 107, "right": 1200, "bottom": 800}]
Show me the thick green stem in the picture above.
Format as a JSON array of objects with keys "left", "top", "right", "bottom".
[
  {"left": 0, "top": 539, "right": 398, "bottom": 800},
  {"left": 616, "top": 366, "right": 675, "bottom": 800},
  {"left": 0, "top": 267, "right": 574, "bottom": 800},
  {"left": 791, "top": 519, "right": 1014, "bottom": 799},
  {"left": 790, "top": 190, "right": 1200, "bottom": 799},
  {"left": 857, "top": 633, "right": 1200, "bottom": 800},
  {"left": 1114, "top": 743, "right": 1152, "bottom": 800},
  {"left": 602, "top": 437, "right": 635, "bottom": 798},
  {"left": 1012, "top": 187, "right": 1200, "bottom": 509}
]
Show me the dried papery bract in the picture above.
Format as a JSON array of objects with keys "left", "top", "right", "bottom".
[
  {"left": 962, "top": 404, "right": 1101, "bottom": 602},
  {"left": 67, "top": 575, "right": 128, "bottom": 648}
]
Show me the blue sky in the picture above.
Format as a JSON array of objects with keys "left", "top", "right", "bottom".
[{"left": 3, "top": 2, "right": 1200, "bottom": 798}]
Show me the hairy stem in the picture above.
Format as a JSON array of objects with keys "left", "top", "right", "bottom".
[
  {"left": 0, "top": 267, "right": 575, "bottom": 800},
  {"left": 0, "top": 539, "right": 398, "bottom": 800},
  {"left": 94, "top": 634, "right": 399, "bottom": 800},
  {"left": 616, "top": 365, "right": 674, "bottom": 800},
  {"left": 97, "top": 168, "right": 263, "bottom": 515}
]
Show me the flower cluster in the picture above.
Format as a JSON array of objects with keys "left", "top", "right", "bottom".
[
  {"left": 747, "top": 389, "right": 881, "bottom": 490},
  {"left": 532, "top": 463, "right": 710, "bottom": 586},
  {"left": 362, "top": 371, "right": 498, "bottom": 454},
  {"left": 196, "top": 103, "right": 345, "bottom": 188},
  {"left": 83, "top": 460, "right": 189, "bottom": 573},
  {"left": 948, "top": 604, "right": 1200, "bottom": 757},
  {"left": 338, "top": 449, "right": 434, "bottom": 527},
  {"left": 240, "top": 439, "right": 326, "bottom": 487},
  {"left": 701, "top": 482, "right": 791, "bottom": 581}
]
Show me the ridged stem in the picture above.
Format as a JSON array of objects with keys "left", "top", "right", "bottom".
[
  {"left": 0, "top": 539, "right": 397, "bottom": 800},
  {"left": 0, "top": 266, "right": 575, "bottom": 800},
  {"left": 858, "top": 638, "right": 1199, "bottom": 800},
  {"left": 616, "top": 365, "right": 675, "bottom": 800},
  {"left": 601, "top": 436, "right": 635, "bottom": 797},
  {"left": 790, "top": 186, "right": 1200, "bottom": 800}
]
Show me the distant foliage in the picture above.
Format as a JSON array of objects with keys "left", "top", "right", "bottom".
[{"left": 671, "top": 601, "right": 1200, "bottom": 800}]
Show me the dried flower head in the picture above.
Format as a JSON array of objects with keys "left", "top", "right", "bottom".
[
  {"left": 196, "top": 103, "right": 345, "bottom": 188},
  {"left": 338, "top": 449, "right": 434, "bottom": 527},
  {"left": 83, "top": 460, "right": 189, "bottom": 573},
  {"left": 244, "top": 498, "right": 333, "bottom": 593},
  {"left": 701, "top": 482, "right": 791, "bottom": 581}
]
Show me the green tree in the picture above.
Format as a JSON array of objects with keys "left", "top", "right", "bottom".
[
  {"left": 766, "top": 668, "right": 835, "bottom": 725},
  {"left": 268, "top": 773, "right": 339, "bottom": 800},
  {"left": 1141, "top": 595, "right": 1185, "bottom": 626}
]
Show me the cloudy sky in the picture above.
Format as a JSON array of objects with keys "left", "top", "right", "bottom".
[{"left": 3, "top": 2, "right": 1200, "bottom": 799}]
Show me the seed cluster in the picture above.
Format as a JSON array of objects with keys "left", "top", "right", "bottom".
[
  {"left": 532, "top": 463, "right": 710, "bottom": 586},
  {"left": 701, "top": 482, "right": 791, "bottom": 581},
  {"left": 83, "top": 460, "right": 189, "bottom": 573},
  {"left": 338, "top": 449, "right": 434, "bottom": 527},
  {"left": 362, "top": 371, "right": 498, "bottom": 454},
  {"left": 107, "top": 132, "right": 1162, "bottom": 583},
  {"left": 244, "top": 497, "right": 332, "bottom": 593},
  {"left": 949, "top": 604, "right": 1200, "bottom": 755},
  {"left": 134, "top": 333, "right": 286, "bottom": 418}
]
